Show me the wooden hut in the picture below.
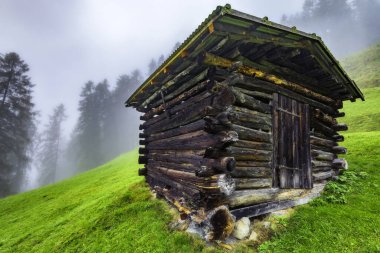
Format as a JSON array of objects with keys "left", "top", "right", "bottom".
[{"left": 125, "top": 5, "right": 363, "bottom": 240}]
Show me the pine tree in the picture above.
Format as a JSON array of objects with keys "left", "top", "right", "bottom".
[
  {"left": 71, "top": 80, "right": 111, "bottom": 171},
  {"left": 37, "top": 104, "right": 66, "bottom": 186},
  {"left": 103, "top": 70, "right": 142, "bottom": 160},
  {"left": 0, "top": 52, "right": 35, "bottom": 196}
]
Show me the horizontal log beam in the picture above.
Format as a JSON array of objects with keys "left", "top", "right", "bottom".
[
  {"left": 231, "top": 124, "right": 272, "bottom": 142},
  {"left": 235, "top": 161, "right": 271, "bottom": 167},
  {"left": 310, "top": 135, "right": 337, "bottom": 147},
  {"left": 333, "top": 123, "right": 348, "bottom": 132},
  {"left": 206, "top": 146, "right": 272, "bottom": 161},
  {"left": 146, "top": 130, "right": 238, "bottom": 150},
  {"left": 230, "top": 184, "right": 325, "bottom": 219},
  {"left": 145, "top": 120, "right": 206, "bottom": 142},
  {"left": 313, "top": 171, "right": 334, "bottom": 181},
  {"left": 232, "top": 140, "right": 273, "bottom": 151},
  {"left": 231, "top": 167, "right": 271, "bottom": 178},
  {"left": 234, "top": 178, "right": 272, "bottom": 190},
  {"left": 332, "top": 158, "right": 348, "bottom": 170},
  {"left": 201, "top": 52, "right": 335, "bottom": 104},
  {"left": 231, "top": 87, "right": 271, "bottom": 114},
  {"left": 139, "top": 63, "right": 198, "bottom": 110},
  {"left": 228, "top": 187, "right": 311, "bottom": 208},
  {"left": 311, "top": 150, "right": 335, "bottom": 161},
  {"left": 332, "top": 146, "right": 347, "bottom": 154},
  {"left": 313, "top": 108, "right": 337, "bottom": 126},
  {"left": 140, "top": 80, "right": 211, "bottom": 120}
]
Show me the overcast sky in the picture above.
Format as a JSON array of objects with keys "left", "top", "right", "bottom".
[{"left": 0, "top": 0, "right": 305, "bottom": 136}]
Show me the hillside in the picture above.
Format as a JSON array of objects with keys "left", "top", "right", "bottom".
[
  {"left": 1, "top": 47, "right": 380, "bottom": 251},
  {"left": 0, "top": 87, "right": 379, "bottom": 252},
  {"left": 0, "top": 151, "right": 211, "bottom": 252},
  {"left": 341, "top": 42, "right": 380, "bottom": 88},
  {"left": 343, "top": 87, "right": 380, "bottom": 132}
]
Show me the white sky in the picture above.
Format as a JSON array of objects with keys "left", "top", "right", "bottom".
[{"left": 0, "top": 0, "right": 304, "bottom": 136}]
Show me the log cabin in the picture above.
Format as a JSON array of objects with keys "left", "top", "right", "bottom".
[{"left": 125, "top": 5, "right": 364, "bottom": 240}]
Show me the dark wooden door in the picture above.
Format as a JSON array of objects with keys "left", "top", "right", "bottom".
[{"left": 272, "top": 94, "right": 312, "bottom": 189}]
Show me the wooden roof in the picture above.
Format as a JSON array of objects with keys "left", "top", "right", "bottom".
[{"left": 126, "top": 4, "right": 364, "bottom": 107}]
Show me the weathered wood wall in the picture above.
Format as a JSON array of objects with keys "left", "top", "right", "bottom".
[{"left": 137, "top": 52, "right": 348, "bottom": 214}]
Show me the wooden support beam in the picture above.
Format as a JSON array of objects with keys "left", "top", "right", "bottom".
[
  {"left": 141, "top": 80, "right": 211, "bottom": 120},
  {"left": 231, "top": 167, "right": 271, "bottom": 178},
  {"left": 230, "top": 184, "right": 325, "bottom": 218},
  {"left": 313, "top": 171, "right": 334, "bottom": 181},
  {"left": 151, "top": 68, "right": 210, "bottom": 108},
  {"left": 138, "top": 168, "right": 147, "bottom": 176},
  {"left": 313, "top": 109, "right": 337, "bottom": 126},
  {"left": 230, "top": 124, "right": 272, "bottom": 142},
  {"left": 231, "top": 87, "right": 271, "bottom": 113},
  {"left": 206, "top": 146, "right": 272, "bottom": 161},
  {"left": 311, "top": 149, "right": 334, "bottom": 161},
  {"left": 145, "top": 120, "right": 206, "bottom": 142},
  {"left": 234, "top": 178, "right": 272, "bottom": 190},
  {"left": 146, "top": 130, "right": 238, "bottom": 150},
  {"left": 310, "top": 135, "right": 337, "bottom": 147},
  {"left": 332, "top": 146, "right": 347, "bottom": 154},
  {"left": 139, "top": 63, "right": 198, "bottom": 109},
  {"left": 228, "top": 188, "right": 309, "bottom": 208},
  {"left": 332, "top": 158, "right": 348, "bottom": 170},
  {"left": 333, "top": 123, "right": 348, "bottom": 132}
]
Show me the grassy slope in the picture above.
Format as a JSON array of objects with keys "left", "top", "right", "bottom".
[
  {"left": 257, "top": 87, "right": 380, "bottom": 252},
  {"left": 1, "top": 89, "right": 378, "bottom": 253},
  {"left": 341, "top": 42, "right": 380, "bottom": 88},
  {"left": 258, "top": 131, "right": 380, "bottom": 252},
  {"left": 1, "top": 48, "right": 380, "bottom": 252},
  {"left": 0, "top": 151, "right": 214, "bottom": 253},
  {"left": 343, "top": 87, "right": 380, "bottom": 132}
]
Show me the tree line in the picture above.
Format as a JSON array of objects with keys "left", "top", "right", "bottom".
[
  {"left": 282, "top": 0, "right": 380, "bottom": 57},
  {"left": 0, "top": 48, "right": 169, "bottom": 197}
]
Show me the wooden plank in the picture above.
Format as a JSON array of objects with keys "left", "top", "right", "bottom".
[
  {"left": 302, "top": 103, "right": 313, "bottom": 188},
  {"left": 272, "top": 93, "right": 279, "bottom": 187}
]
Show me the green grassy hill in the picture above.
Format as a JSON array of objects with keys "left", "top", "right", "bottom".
[
  {"left": 341, "top": 42, "right": 380, "bottom": 88},
  {"left": 1, "top": 46, "right": 380, "bottom": 252},
  {"left": 0, "top": 150, "right": 212, "bottom": 252}
]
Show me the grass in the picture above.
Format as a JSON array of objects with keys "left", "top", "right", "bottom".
[
  {"left": 1, "top": 49, "right": 380, "bottom": 252},
  {"left": 341, "top": 42, "right": 380, "bottom": 88},
  {"left": 257, "top": 131, "right": 380, "bottom": 252},
  {"left": 255, "top": 88, "right": 380, "bottom": 252},
  {"left": 1, "top": 89, "right": 378, "bottom": 253},
  {"left": 0, "top": 150, "right": 216, "bottom": 253},
  {"left": 342, "top": 87, "right": 380, "bottom": 132}
]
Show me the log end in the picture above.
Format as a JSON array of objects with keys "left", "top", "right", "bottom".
[
  {"left": 217, "top": 174, "right": 236, "bottom": 196},
  {"left": 138, "top": 168, "right": 147, "bottom": 176},
  {"left": 205, "top": 205, "right": 235, "bottom": 241}
]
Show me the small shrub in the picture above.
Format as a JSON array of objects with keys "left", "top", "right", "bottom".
[{"left": 312, "top": 170, "right": 368, "bottom": 205}]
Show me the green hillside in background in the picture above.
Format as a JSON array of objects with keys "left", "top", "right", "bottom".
[
  {"left": 341, "top": 42, "right": 380, "bottom": 88},
  {"left": 0, "top": 44, "right": 380, "bottom": 252},
  {"left": 343, "top": 87, "right": 380, "bottom": 132}
]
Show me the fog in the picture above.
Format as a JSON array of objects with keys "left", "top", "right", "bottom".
[
  {"left": 0, "top": 0, "right": 304, "bottom": 136},
  {"left": 1, "top": 0, "right": 379, "bottom": 195}
]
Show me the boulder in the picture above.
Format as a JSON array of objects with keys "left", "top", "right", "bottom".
[{"left": 233, "top": 217, "right": 250, "bottom": 239}]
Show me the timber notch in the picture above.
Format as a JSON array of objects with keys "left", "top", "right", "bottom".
[{"left": 125, "top": 4, "right": 363, "bottom": 241}]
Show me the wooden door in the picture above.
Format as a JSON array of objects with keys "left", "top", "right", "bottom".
[{"left": 272, "top": 93, "right": 312, "bottom": 189}]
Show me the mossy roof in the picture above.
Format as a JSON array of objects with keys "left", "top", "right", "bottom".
[{"left": 126, "top": 4, "right": 364, "bottom": 107}]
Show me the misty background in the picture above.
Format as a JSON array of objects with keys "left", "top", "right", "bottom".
[{"left": 1, "top": 0, "right": 380, "bottom": 197}]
